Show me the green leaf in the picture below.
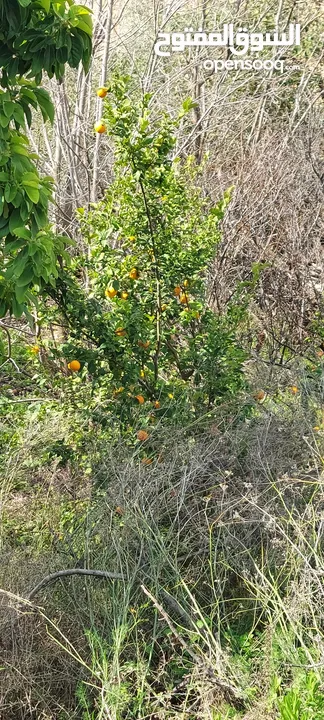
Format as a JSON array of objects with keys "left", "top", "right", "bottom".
[
  {"left": 15, "top": 284, "right": 29, "bottom": 304},
  {"left": 11, "top": 144, "right": 29, "bottom": 156},
  {"left": 0, "top": 300, "right": 7, "bottom": 318},
  {"left": 17, "top": 0, "right": 32, "bottom": 6},
  {"left": 33, "top": 206, "right": 47, "bottom": 229},
  {"left": 9, "top": 208, "right": 24, "bottom": 234},
  {"left": 19, "top": 100, "right": 32, "bottom": 128},
  {"left": 33, "top": 88, "right": 54, "bottom": 124},
  {"left": 22, "top": 171, "right": 40, "bottom": 184},
  {"left": 13, "top": 104, "right": 26, "bottom": 127},
  {"left": 0, "top": 113, "right": 10, "bottom": 128},
  {"left": 24, "top": 185, "right": 39, "bottom": 203},
  {"left": 52, "top": 1, "right": 66, "bottom": 18},
  {"left": 37, "top": 0, "right": 50, "bottom": 11},
  {"left": 12, "top": 249, "right": 29, "bottom": 278},
  {"left": 16, "top": 265, "right": 34, "bottom": 286},
  {"left": 69, "top": 4, "right": 93, "bottom": 17},
  {"left": 178, "top": 98, "right": 199, "bottom": 118},
  {"left": 12, "top": 227, "right": 31, "bottom": 240},
  {"left": 74, "top": 17, "right": 92, "bottom": 36},
  {"left": 2, "top": 101, "right": 16, "bottom": 118},
  {"left": 19, "top": 88, "right": 38, "bottom": 110},
  {"left": 4, "top": 236, "right": 26, "bottom": 251},
  {"left": 0, "top": 222, "right": 9, "bottom": 238},
  {"left": 5, "top": 184, "right": 17, "bottom": 203},
  {"left": 11, "top": 297, "right": 25, "bottom": 318}
]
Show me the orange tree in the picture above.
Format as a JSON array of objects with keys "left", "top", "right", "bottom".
[
  {"left": 0, "top": 0, "right": 92, "bottom": 319},
  {"left": 46, "top": 75, "right": 249, "bottom": 430}
]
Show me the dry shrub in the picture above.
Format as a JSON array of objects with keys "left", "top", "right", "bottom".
[{"left": 209, "top": 127, "right": 324, "bottom": 359}]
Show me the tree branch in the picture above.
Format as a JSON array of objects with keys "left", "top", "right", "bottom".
[{"left": 27, "top": 568, "right": 125, "bottom": 602}]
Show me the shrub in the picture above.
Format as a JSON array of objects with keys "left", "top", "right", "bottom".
[{"left": 46, "top": 76, "right": 249, "bottom": 433}]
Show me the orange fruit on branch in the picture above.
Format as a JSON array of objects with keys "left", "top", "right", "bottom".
[
  {"left": 105, "top": 286, "right": 117, "bottom": 299},
  {"left": 94, "top": 120, "right": 107, "bottom": 134},
  {"left": 115, "top": 327, "right": 127, "bottom": 337},
  {"left": 129, "top": 268, "right": 139, "bottom": 280},
  {"left": 97, "top": 87, "right": 109, "bottom": 98},
  {"left": 138, "top": 340, "right": 150, "bottom": 349},
  {"left": 173, "top": 285, "right": 181, "bottom": 297},
  {"left": 30, "top": 345, "right": 40, "bottom": 354},
  {"left": 120, "top": 291, "right": 129, "bottom": 300},
  {"left": 135, "top": 394, "right": 145, "bottom": 404},
  {"left": 68, "top": 360, "right": 81, "bottom": 372}
]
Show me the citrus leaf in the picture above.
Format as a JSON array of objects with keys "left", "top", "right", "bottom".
[{"left": 24, "top": 185, "right": 39, "bottom": 203}]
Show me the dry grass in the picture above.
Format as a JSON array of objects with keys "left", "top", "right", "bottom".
[{"left": 1, "top": 369, "right": 324, "bottom": 717}]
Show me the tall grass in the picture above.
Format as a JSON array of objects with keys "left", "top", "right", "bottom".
[{"left": 1, "top": 366, "right": 324, "bottom": 718}]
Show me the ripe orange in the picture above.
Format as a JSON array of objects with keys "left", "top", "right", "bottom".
[
  {"left": 105, "top": 286, "right": 117, "bottom": 299},
  {"left": 135, "top": 395, "right": 145, "bottom": 404},
  {"left": 68, "top": 360, "right": 81, "bottom": 372},
  {"left": 254, "top": 390, "right": 266, "bottom": 402},
  {"left": 173, "top": 285, "right": 181, "bottom": 297},
  {"left": 183, "top": 279, "right": 189, "bottom": 288},
  {"left": 97, "top": 87, "right": 108, "bottom": 98},
  {"left": 120, "top": 291, "right": 129, "bottom": 300},
  {"left": 137, "top": 429, "right": 149, "bottom": 441},
  {"left": 138, "top": 340, "right": 150, "bottom": 349},
  {"left": 129, "top": 268, "right": 139, "bottom": 280},
  {"left": 179, "top": 293, "right": 187, "bottom": 304},
  {"left": 30, "top": 345, "right": 40, "bottom": 354},
  {"left": 142, "top": 457, "right": 153, "bottom": 465},
  {"left": 115, "top": 327, "right": 126, "bottom": 337},
  {"left": 154, "top": 400, "right": 160, "bottom": 409},
  {"left": 94, "top": 120, "right": 107, "bottom": 133},
  {"left": 290, "top": 385, "right": 299, "bottom": 394}
]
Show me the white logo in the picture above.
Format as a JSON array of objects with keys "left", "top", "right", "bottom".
[{"left": 154, "top": 24, "right": 300, "bottom": 58}]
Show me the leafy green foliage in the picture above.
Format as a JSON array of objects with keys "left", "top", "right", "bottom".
[
  {"left": 0, "top": 0, "right": 92, "bottom": 317},
  {"left": 0, "top": 0, "right": 92, "bottom": 82},
  {"left": 279, "top": 673, "right": 324, "bottom": 720}
]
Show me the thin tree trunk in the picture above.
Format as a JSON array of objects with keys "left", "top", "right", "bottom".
[{"left": 91, "top": 0, "right": 114, "bottom": 202}]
